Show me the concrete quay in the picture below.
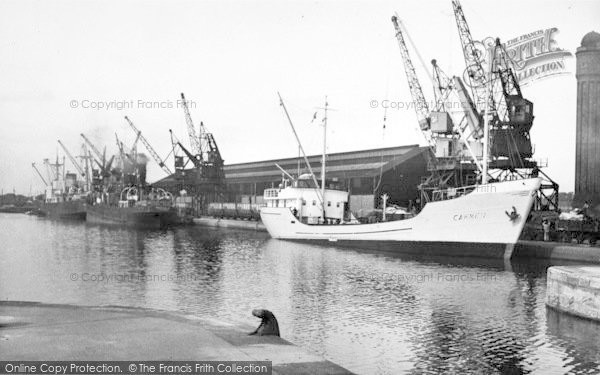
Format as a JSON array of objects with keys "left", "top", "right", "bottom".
[
  {"left": 514, "top": 240, "right": 600, "bottom": 263},
  {"left": 0, "top": 301, "right": 353, "bottom": 375},
  {"left": 546, "top": 266, "right": 600, "bottom": 321}
]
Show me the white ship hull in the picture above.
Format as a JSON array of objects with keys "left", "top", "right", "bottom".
[{"left": 260, "top": 178, "right": 542, "bottom": 258}]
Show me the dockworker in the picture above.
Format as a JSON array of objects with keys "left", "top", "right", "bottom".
[
  {"left": 542, "top": 219, "right": 551, "bottom": 242},
  {"left": 582, "top": 201, "right": 590, "bottom": 218}
]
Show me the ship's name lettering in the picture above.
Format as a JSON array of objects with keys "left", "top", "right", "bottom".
[{"left": 453, "top": 212, "right": 486, "bottom": 221}]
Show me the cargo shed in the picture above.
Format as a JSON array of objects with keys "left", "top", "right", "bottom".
[{"left": 223, "top": 145, "right": 428, "bottom": 214}]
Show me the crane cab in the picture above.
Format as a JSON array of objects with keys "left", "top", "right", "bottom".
[{"left": 506, "top": 96, "right": 534, "bottom": 128}]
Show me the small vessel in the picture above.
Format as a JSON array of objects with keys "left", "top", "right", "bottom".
[
  {"left": 86, "top": 186, "right": 177, "bottom": 228},
  {"left": 260, "top": 85, "right": 542, "bottom": 258},
  {"left": 33, "top": 154, "right": 87, "bottom": 221},
  {"left": 260, "top": 176, "right": 541, "bottom": 258}
]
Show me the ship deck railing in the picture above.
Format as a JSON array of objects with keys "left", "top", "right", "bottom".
[{"left": 430, "top": 184, "right": 481, "bottom": 202}]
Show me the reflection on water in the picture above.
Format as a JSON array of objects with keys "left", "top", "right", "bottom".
[{"left": 1, "top": 214, "right": 599, "bottom": 374}]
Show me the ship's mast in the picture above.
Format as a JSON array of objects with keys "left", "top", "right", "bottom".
[
  {"left": 79, "top": 144, "right": 91, "bottom": 192},
  {"left": 320, "top": 97, "right": 328, "bottom": 216},
  {"left": 277, "top": 93, "right": 324, "bottom": 211}
]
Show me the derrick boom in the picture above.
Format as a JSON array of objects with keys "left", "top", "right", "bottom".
[{"left": 124, "top": 116, "right": 172, "bottom": 176}]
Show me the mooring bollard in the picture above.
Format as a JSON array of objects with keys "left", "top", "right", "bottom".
[{"left": 249, "top": 309, "right": 280, "bottom": 336}]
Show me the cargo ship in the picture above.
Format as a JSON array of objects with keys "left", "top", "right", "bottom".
[
  {"left": 261, "top": 175, "right": 541, "bottom": 258},
  {"left": 32, "top": 155, "right": 87, "bottom": 221},
  {"left": 40, "top": 199, "right": 86, "bottom": 220},
  {"left": 30, "top": 93, "right": 225, "bottom": 228},
  {"left": 86, "top": 186, "right": 177, "bottom": 228}
]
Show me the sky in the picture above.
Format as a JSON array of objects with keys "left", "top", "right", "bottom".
[{"left": 0, "top": 0, "right": 598, "bottom": 195}]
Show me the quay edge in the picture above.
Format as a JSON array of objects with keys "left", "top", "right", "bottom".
[
  {"left": 546, "top": 266, "right": 600, "bottom": 322},
  {"left": 513, "top": 241, "right": 600, "bottom": 263},
  {"left": 0, "top": 301, "right": 354, "bottom": 375}
]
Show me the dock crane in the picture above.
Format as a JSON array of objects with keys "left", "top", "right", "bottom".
[
  {"left": 430, "top": 60, "right": 483, "bottom": 172},
  {"left": 451, "top": 0, "right": 497, "bottom": 118},
  {"left": 391, "top": 14, "right": 490, "bottom": 205},
  {"left": 180, "top": 93, "right": 202, "bottom": 156},
  {"left": 169, "top": 129, "right": 201, "bottom": 170},
  {"left": 451, "top": 0, "right": 558, "bottom": 210},
  {"left": 392, "top": 15, "right": 453, "bottom": 203},
  {"left": 124, "top": 116, "right": 173, "bottom": 176},
  {"left": 31, "top": 163, "right": 48, "bottom": 186},
  {"left": 430, "top": 60, "right": 481, "bottom": 142},
  {"left": 391, "top": 17, "right": 478, "bottom": 165},
  {"left": 179, "top": 92, "right": 224, "bottom": 166},
  {"left": 431, "top": 59, "right": 454, "bottom": 113},
  {"left": 451, "top": 0, "right": 529, "bottom": 137},
  {"left": 177, "top": 93, "right": 224, "bottom": 178},
  {"left": 391, "top": 16, "right": 432, "bottom": 134}
]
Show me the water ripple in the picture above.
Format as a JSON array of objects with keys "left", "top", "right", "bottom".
[{"left": 1, "top": 214, "right": 599, "bottom": 374}]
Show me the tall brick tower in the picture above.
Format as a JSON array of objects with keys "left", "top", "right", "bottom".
[{"left": 574, "top": 31, "right": 600, "bottom": 207}]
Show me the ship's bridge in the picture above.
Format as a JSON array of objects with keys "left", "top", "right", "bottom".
[{"left": 264, "top": 175, "right": 349, "bottom": 224}]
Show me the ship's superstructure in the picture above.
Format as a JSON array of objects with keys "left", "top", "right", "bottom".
[{"left": 32, "top": 143, "right": 90, "bottom": 220}]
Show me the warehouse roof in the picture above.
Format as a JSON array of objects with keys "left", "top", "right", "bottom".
[{"left": 224, "top": 144, "right": 427, "bottom": 183}]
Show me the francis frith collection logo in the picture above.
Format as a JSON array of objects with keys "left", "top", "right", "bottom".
[{"left": 469, "top": 27, "right": 573, "bottom": 86}]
